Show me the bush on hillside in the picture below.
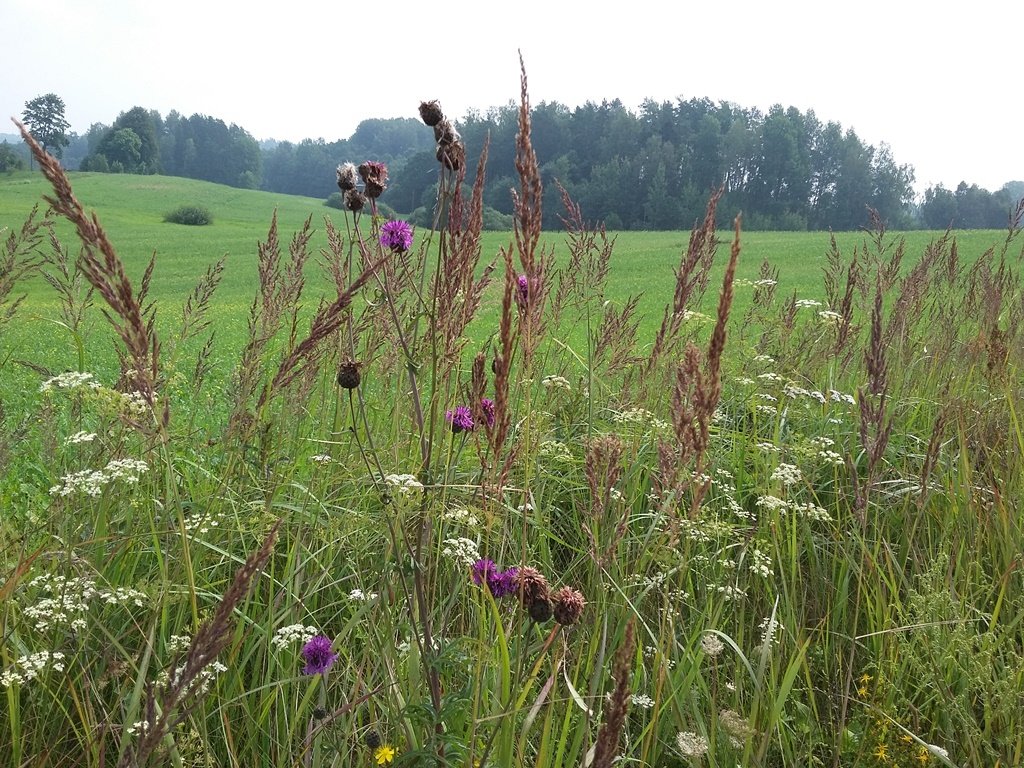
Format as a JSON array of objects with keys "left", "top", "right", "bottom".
[{"left": 164, "top": 205, "right": 213, "bottom": 226}]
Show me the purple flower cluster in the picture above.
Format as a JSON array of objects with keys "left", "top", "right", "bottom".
[
  {"left": 380, "top": 220, "right": 414, "bottom": 253},
  {"left": 471, "top": 559, "right": 519, "bottom": 598},
  {"left": 481, "top": 398, "right": 496, "bottom": 429},
  {"left": 445, "top": 405, "right": 474, "bottom": 433},
  {"left": 301, "top": 634, "right": 338, "bottom": 675},
  {"left": 515, "top": 274, "right": 529, "bottom": 308}
]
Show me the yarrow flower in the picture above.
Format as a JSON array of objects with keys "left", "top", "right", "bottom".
[
  {"left": 379, "top": 220, "right": 413, "bottom": 253},
  {"left": 445, "top": 405, "right": 474, "bottom": 433},
  {"left": 273, "top": 624, "right": 318, "bottom": 650},
  {"left": 300, "top": 635, "right": 338, "bottom": 675},
  {"left": 676, "top": 730, "right": 710, "bottom": 757}
]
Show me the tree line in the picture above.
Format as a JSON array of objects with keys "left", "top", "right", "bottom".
[{"left": 9, "top": 93, "right": 1021, "bottom": 231}]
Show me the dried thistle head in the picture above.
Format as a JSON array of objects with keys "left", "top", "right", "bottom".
[
  {"left": 552, "top": 586, "right": 586, "bottom": 625},
  {"left": 336, "top": 360, "right": 362, "bottom": 389},
  {"left": 436, "top": 140, "right": 465, "bottom": 171},
  {"left": 514, "top": 566, "right": 551, "bottom": 605},
  {"left": 433, "top": 119, "right": 460, "bottom": 147},
  {"left": 357, "top": 161, "right": 388, "bottom": 199},
  {"left": 344, "top": 188, "right": 367, "bottom": 212},
  {"left": 336, "top": 162, "right": 359, "bottom": 191},
  {"left": 419, "top": 100, "right": 444, "bottom": 127},
  {"left": 528, "top": 596, "right": 554, "bottom": 623}
]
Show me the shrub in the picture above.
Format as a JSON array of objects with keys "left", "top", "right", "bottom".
[{"left": 164, "top": 205, "right": 213, "bottom": 226}]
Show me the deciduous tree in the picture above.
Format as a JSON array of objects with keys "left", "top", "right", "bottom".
[{"left": 22, "top": 93, "right": 71, "bottom": 160}]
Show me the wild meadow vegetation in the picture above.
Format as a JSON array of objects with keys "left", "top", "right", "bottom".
[{"left": 2, "top": 66, "right": 1023, "bottom": 768}]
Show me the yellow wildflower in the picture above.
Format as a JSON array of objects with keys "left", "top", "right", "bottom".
[
  {"left": 375, "top": 745, "right": 396, "bottom": 765},
  {"left": 874, "top": 742, "right": 889, "bottom": 760}
]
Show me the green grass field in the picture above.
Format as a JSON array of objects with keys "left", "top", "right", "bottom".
[
  {"left": 1, "top": 157, "right": 1021, "bottom": 768},
  {"left": 0, "top": 170, "right": 1007, "bottom": 373}
]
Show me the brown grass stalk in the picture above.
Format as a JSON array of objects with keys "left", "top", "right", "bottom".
[
  {"left": 122, "top": 519, "right": 281, "bottom": 767},
  {"left": 591, "top": 618, "right": 635, "bottom": 768},
  {"left": 15, "top": 119, "right": 163, "bottom": 419},
  {"left": 641, "top": 186, "right": 724, "bottom": 383}
]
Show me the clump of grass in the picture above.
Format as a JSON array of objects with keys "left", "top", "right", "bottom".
[{"left": 163, "top": 204, "right": 213, "bottom": 226}]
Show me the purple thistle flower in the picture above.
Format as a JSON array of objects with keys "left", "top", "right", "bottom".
[
  {"left": 490, "top": 567, "right": 519, "bottom": 599},
  {"left": 301, "top": 635, "right": 338, "bottom": 675},
  {"left": 380, "top": 220, "right": 414, "bottom": 253},
  {"left": 471, "top": 560, "right": 519, "bottom": 599},
  {"left": 481, "top": 398, "right": 496, "bottom": 428},
  {"left": 471, "top": 559, "right": 498, "bottom": 587},
  {"left": 446, "top": 405, "right": 474, "bottom": 433},
  {"left": 515, "top": 274, "right": 529, "bottom": 308}
]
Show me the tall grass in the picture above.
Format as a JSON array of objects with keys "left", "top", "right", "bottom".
[{"left": 1, "top": 63, "right": 1022, "bottom": 768}]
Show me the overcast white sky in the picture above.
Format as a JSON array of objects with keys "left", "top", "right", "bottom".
[{"left": 3, "top": 0, "right": 1020, "bottom": 196}]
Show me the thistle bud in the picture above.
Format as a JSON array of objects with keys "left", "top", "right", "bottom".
[{"left": 336, "top": 360, "right": 362, "bottom": 389}]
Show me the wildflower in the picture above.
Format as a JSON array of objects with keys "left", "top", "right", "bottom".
[
  {"left": 418, "top": 100, "right": 444, "bottom": 127},
  {"left": 873, "top": 742, "right": 888, "bottom": 760},
  {"left": 719, "top": 709, "right": 755, "bottom": 742},
  {"left": 0, "top": 651, "right": 66, "bottom": 688},
  {"left": 700, "top": 633, "right": 725, "bottom": 657},
  {"left": 445, "top": 405, "right": 474, "bottom": 433},
  {"left": 631, "top": 693, "right": 655, "bottom": 709},
  {"left": 374, "top": 745, "right": 396, "bottom": 765},
  {"left": 528, "top": 596, "right": 554, "bottom": 623},
  {"left": 349, "top": 589, "right": 378, "bottom": 601},
  {"left": 552, "top": 586, "right": 586, "bottom": 625},
  {"left": 357, "top": 161, "right": 388, "bottom": 198},
  {"left": 490, "top": 568, "right": 519, "bottom": 598},
  {"left": 300, "top": 635, "right": 338, "bottom": 675},
  {"left": 770, "top": 462, "right": 802, "bottom": 487},
  {"left": 442, "top": 537, "right": 480, "bottom": 567},
  {"left": 336, "top": 162, "right": 359, "bottom": 191},
  {"left": 515, "top": 274, "right": 529, "bottom": 308},
  {"left": 759, "top": 614, "right": 780, "bottom": 648},
  {"left": 541, "top": 374, "right": 571, "bottom": 392},
  {"left": 64, "top": 431, "right": 97, "bottom": 445},
  {"left": 311, "top": 454, "right": 332, "bottom": 464},
  {"left": 436, "top": 139, "right": 465, "bottom": 171},
  {"left": 383, "top": 473, "right": 423, "bottom": 496},
  {"left": 676, "top": 731, "right": 709, "bottom": 757},
  {"left": 480, "top": 397, "right": 496, "bottom": 428},
  {"left": 379, "top": 220, "right": 413, "bottom": 253},
  {"left": 336, "top": 360, "right": 362, "bottom": 389},
  {"left": 471, "top": 559, "right": 498, "bottom": 587},
  {"left": 513, "top": 567, "right": 551, "bottom": 605},
  {"left": 344, "top": 188, "right": 366, "bottom": 212},
  {"left": 39, "top": 371, "right": 102, "bottom": 393}
]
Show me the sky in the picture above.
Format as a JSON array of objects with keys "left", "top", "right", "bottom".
[{"left": 3, "top": 0, "right": 1021, "bottom": 197}]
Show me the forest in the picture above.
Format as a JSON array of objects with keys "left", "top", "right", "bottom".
[{"left": 4, "top": 97, "right": 1021, "bottom": 230}]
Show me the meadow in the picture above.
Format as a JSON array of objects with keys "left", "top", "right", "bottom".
[{"left": 0, "top": 78, "right": 1022, "bottom": 768}]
